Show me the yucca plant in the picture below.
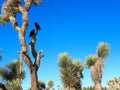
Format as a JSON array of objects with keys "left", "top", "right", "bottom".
[
  {"left": 0, "top": 0, "right": 43, "bottom": 89},
  {"left": 0, "top": 59, "right": 25, "bottom": 90},
  {"left": 97, "top": 42, "right": 109, "bottom": 59},
  {"left": 85, "top": 42, "right": 110, "bottom": 90},
  {"left": 85, "top": 55, "right": 97, "bottom": 68},
  {"left": 58, "top": 52, "right": 83, "bottom": 90}
]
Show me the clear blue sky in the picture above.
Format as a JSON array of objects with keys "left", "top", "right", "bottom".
[{"left": 0, "top": 0, "right": 120, "bottom": 89}]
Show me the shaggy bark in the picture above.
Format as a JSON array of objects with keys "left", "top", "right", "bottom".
[
  {"left": 1, "top": 0, "right": 43, "bottom": 90},
  {"left": 95, "top": 83, "right": 102, "bottom": 90},
  {"left": 90, "top": 58, "right": 103, "bottom": 90}
]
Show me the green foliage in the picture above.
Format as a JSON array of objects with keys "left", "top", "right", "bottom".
[
  {"left": 0, "top": 59, "right": 25, "bottom": 90},
  {"left": 0, "top": 0, "right": 20, "bottom": 25},
  {"left": 58, "top": 52, "right": 83, "bottom": 89},
  {"left": 0, "top": 15, "right": 8, "bottom": 25},
  {"left": 83, "top": 86, "right": 94, "bottom": 90},
  {"left": 85, "top": 42, "right": 110, "bottom": 90},
  {"left": 97, "top": 42, "right": 109, "bottom": 59},
  {"left": 73, "top": 60, "right": 83, "bottom": 72},
  {"left": 38, "top": 80, "right": 46, "bottom": 89},
  {"left": 58, "top": 52, "right": 72, "bottom": 69},
  {"left": 0, "top": 59, "right": 25, "bottom": 81},
  {"left": 32, "top": 0, "right": 42, "bottom": 5},
  {"left": 47, "top": 80, "right": 54, "bottom": 89},
  {"left": 85, "top": 55, "right": 97, "bottom": 68},
  {"left": 5, "top": 79, "right": 23, "bottom": 90},
  {"left": 83, "top": 86, "right": 107, "bottom": 90},
  {"left": 107, "top": 77, "right": 120, "bottom": 90},
  {"left": 2, "top": 0, "right": 20, "bottom": 16}
]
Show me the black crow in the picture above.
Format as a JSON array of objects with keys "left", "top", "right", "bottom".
[
  {"left": 29, "top": 29, "right": 35, "bottom": 37},
  {"left": 34, "top": 22, "right": 41, "bottom": 30}
]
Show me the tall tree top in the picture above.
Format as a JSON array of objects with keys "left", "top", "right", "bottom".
[{"left": 0, "top": 0, "right": 41, "bottom": 25}]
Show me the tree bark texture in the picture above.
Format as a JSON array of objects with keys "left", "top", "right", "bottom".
[
  {"left": 95, "top": 83, "right": 102, "bottom": 90},
  {"left": 30, "top": 66, "right": 39, "bottom": 90},
  {"left": 90, "top": 58, "right": 103, "bottom": 90}
]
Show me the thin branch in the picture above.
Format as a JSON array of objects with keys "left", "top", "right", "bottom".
[
  {"left": 9, "top": 16, "right": 20, "bottom": 31},
  {"left": 29, "top": 26, "right": 40, "bottom": 60},
  {"left": 24, "top": 0, "right": 32, "bottom": 11},
  {"left": 29, "top": 37, "right": 37, "bottom": 59},
  {"left": 29, "top": 26, "right": 43, "bottom": 70},
  {"left": 34, "top": 50, "right": 44, "bottom": 71}
]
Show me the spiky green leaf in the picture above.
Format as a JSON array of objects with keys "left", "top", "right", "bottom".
[
  {"left": 97, "top": 42, "right": 109, "bottom": 59},
  {"left": 85, "top": 55, "right": 97, "bottom": 68}
]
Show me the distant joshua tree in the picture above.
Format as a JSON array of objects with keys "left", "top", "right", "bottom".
[
  {"left": 47, "top": 80, "right": 54, "bottom": 90},
  {"left": 58, "top": 52, "right": 84, "bottom": 90},
  {"left": 0, "top": 59, "right": 25, "bottom": 90},
  {"left": 107, "top": 77, "right": 120, "bottom": 90},
  {"left": 85, "top": 42, "right": 110, "bottom": 90}
]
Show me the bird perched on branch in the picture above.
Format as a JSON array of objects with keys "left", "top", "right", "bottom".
[
  {"left": 29, "top": 29, "right": 35, "bottom": 37},
  {"left": 34, "top": 22, "right": 41, "bottom": 30}
]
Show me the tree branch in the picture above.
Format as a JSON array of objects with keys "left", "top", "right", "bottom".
[
  {"left": 29, "top": 37, "right": 37, "bottom": 59},
  {"left": 29, "top": 25, "right": 43, "bottom": 70},
  {"left": 19, "top": 5, "right": 28, "bottom": 35},
  {"left": 24, "top": 0, "right": 32, "bottom": 11},
  {"left": 20, "top": 51, "right": 33, "bottom": 71},
  {"left": 29, "top": 24, "right": 40, "bottom": 59},
  {"left": 9, "top": 16, "right": 20, "bottom": 31},
  {"left": 34, "top": 50, "right": 44, "bottom": 71}
]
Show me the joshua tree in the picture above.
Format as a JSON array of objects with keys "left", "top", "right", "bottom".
[
  {"left": 107, "top": 77, "right": 120, "bottom": 90},
  {"left": 0, "top": 59, "right": 25, "bottom": 90},
  {"left": 0, "top": 0, "right": 43, "bottom": 90},
  {"left": 47, "top": 80, "right": 54, "bottom": 90},
  {"left": 85, "top": 42, "right": 110, "bottom": 90},
  {"left": 58, "top": 52, "right": 83, "bottom": 90}
]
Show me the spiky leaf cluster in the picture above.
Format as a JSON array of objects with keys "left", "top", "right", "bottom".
[
  {"left": 58, "top": 53, "right": 83, "bottom": 89},
  {"left": 97, "top": 42, "right": 109, "bottom": 59},
  {"left": 0, "top": 59, "right": 25, "bottom": 81},
  {"left": 32, "top": 0, "right": 42, "bottom": 5},
  {"left": 107, "top": 77, "right": 120, "bottom": 90},
  {"left": 0, "top": 0, "right": 20, "bottom": 25},
  {"left": 38, "top": 80, "right": 46, "bottom": 89},
  {"left": 0, "top": 15, "right": 9, "bottom": 24},
  {"left": 85, "top": 55, "right": 97, "bottom": 68},
  {"left": 58, "top": 53, "right": 72, "bottom": 69},
  {"left": 2, "top": 0, "right": 20, "bottom": 16},
  {"left": 47, "top": 80, "right": 54, "bottom": 89},
  {"left": 5, "top": 79, "right": 23, "bottom": 90}
]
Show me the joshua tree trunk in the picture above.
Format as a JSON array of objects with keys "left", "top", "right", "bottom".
[
  {"left": 90, "top": 58, "right": 103, "bottom": 90},
  {"left": 30, "top": 66, "right": 39, "bottom": 90},
  {"left": 1, "top": 0, "right": 43, "bottom": 90},
  {"left": 95, "top": 83, "right": 102, "bottom": 90}
]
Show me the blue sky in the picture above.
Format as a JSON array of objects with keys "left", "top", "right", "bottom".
[{"left": 0, "top": 0, "right": 120, "bottom": 89}]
